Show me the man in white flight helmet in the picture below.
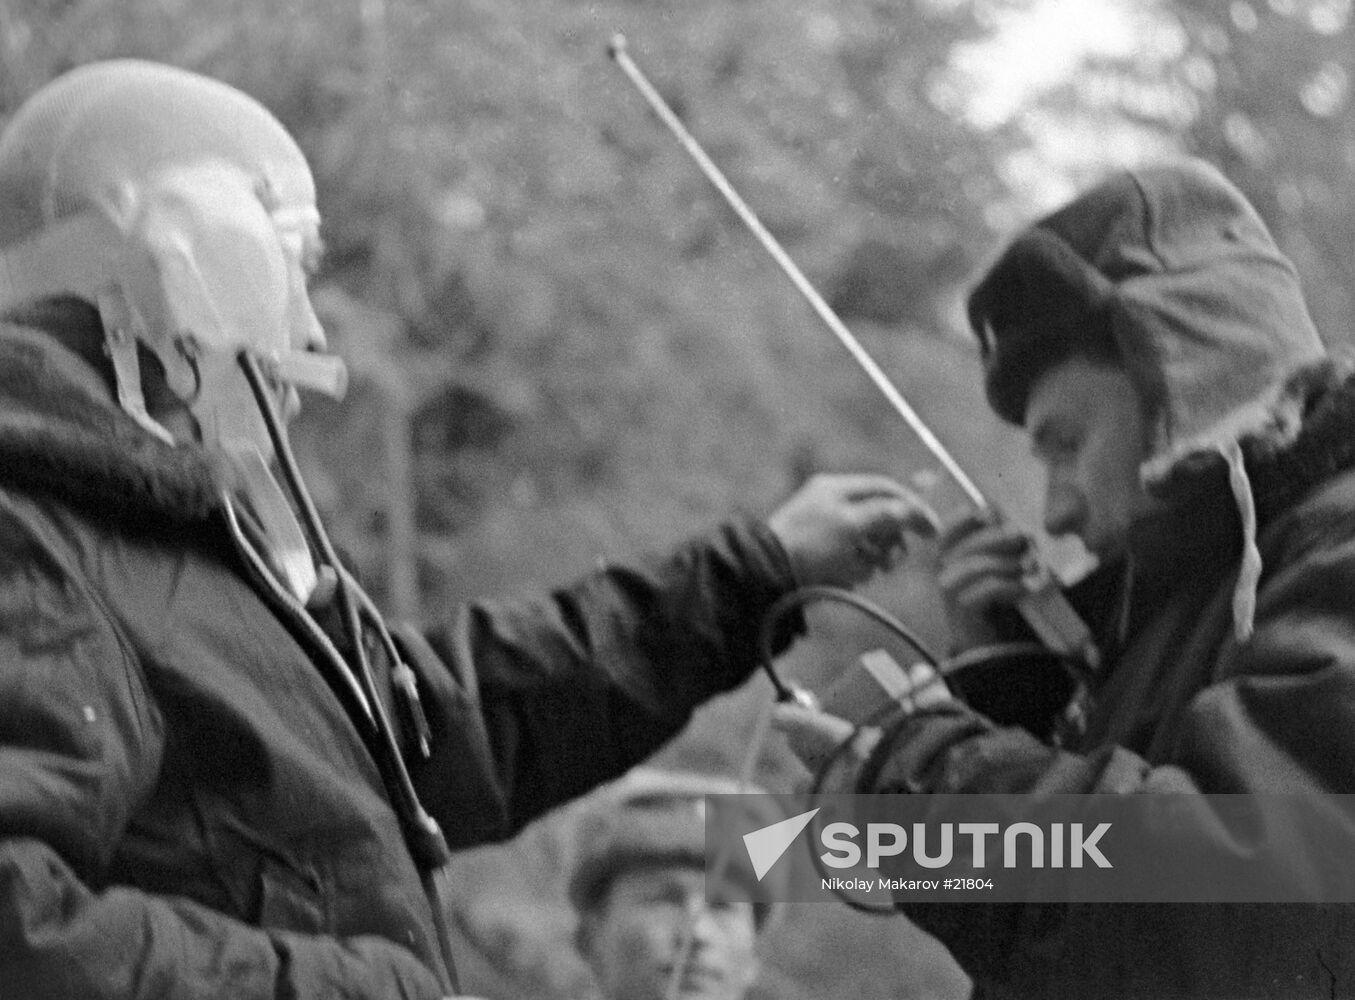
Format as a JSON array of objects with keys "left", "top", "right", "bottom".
[{"left": 0, "top": 61, "right": 937, "bottom": 999}]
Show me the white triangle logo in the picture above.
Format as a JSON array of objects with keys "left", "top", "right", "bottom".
[{"left": 742, "top": 808, "right": 820, "bottom": 881}]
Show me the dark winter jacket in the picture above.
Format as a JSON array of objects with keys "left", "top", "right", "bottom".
[
  {"left": 0, "top": 300, "right": 798, "bottom": 999},
  {"left": 862, "top": 161, "right": 1355, "bottom": 997}
]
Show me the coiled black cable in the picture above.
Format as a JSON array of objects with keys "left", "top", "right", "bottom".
[{"left": 759, "top": 586, "right": 1081, "bottom": 915}]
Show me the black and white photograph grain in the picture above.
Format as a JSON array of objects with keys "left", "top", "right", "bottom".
[{"left": 1, "top": 1, "right": 1352, "bottom": 998}]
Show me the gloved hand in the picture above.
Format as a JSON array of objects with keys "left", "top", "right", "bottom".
[{"left": 767, "top": 473, "right": 939, "bottom": 588}]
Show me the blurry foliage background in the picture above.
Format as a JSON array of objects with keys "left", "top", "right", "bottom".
[{"left": 2, "top": 0, "right": 1351, "bottom": 997}]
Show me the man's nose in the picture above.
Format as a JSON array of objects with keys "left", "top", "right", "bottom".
[{"left": 680, "top": 896, "right": 724, "bottom": 943}]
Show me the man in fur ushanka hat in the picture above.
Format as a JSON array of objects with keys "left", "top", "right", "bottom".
[{"left": 779, "top": 159, "right": 1355, "bottom": 997}]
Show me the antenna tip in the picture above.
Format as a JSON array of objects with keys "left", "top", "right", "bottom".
[{"left": 606, "top": 33, "right": 627, "bottom": 59}]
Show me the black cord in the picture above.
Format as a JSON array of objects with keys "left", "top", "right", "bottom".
[
  {"left": 763, "top": 590, "right": 1078, "bottom": 914},
  {"left": 757, "top": 585, "right": 941, "bottom": 700},
  {"left": 756, "top": 586, "right": 939, "bottom": 914},
  {"left": 940, "top": 640, "right": 1080, "bottom": 680},
  {"left": 237, "top": 352, "right": 450, "bottom": 860}
]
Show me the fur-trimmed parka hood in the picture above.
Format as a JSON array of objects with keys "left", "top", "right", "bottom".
[
  {"left": 968, "top": 158, "right": 1337, "bottom": 639},
  {"left": 969, "top": 157, "right": 1325, "bottom": 479}
]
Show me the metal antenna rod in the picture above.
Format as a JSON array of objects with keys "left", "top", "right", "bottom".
[{"left": 607, "top": 33, "right": 989, "bottom": 510}]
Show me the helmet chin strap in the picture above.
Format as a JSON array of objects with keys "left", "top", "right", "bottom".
[{"left": 104, "top": 321, "right": 174, "bottom": 445}]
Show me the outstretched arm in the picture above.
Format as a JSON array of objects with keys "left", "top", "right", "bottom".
[{"left": 408, "top": 473, "right": 937, "bottom": 844}]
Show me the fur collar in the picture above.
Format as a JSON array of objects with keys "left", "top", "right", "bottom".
[
  {"left": 1242, "top": 353, "right": 1355, "bottom": 526},
  {"left": 0, "top": 301, "right": 220, "bottom": 525},
  {"left": 1145, "top": 351, "right": 1355, "bottom": 528}
]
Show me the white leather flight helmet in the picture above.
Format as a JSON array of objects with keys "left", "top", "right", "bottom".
[
  {"left": 0, "top": 58, "right": 346, "bottom": 443},
  {"left": 0, "top": 60, "right": 348, "bottom": 600}
]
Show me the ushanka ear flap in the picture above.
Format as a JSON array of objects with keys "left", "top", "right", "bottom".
[
  {"left": 969, "top": 227, "right": 1120, "bottom": 426},
  {"left": 1220, "top": 437, "right": 1261, "bottom": 642}
]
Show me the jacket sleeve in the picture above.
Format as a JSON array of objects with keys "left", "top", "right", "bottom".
[
  {"left": 407, "top": 517, "right": 799, "bottom": 846},
  {"left": 0, "top": 503, "right": 445, "bottom": 1000},
  {"left": 855, "top": 501, "right": 1355, "bottom": 994}
]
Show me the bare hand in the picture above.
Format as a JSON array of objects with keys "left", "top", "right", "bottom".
[
  {"left": 767, "top": 473, "right": 939, "bottom": 588},
  {"left": 936, "top": 509, "right": 1033, "bottom": 649}
]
